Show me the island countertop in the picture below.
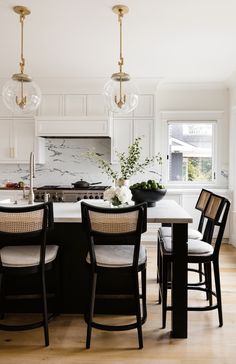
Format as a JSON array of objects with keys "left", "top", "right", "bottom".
[{"left": 53, "top": 199, "right": 193, "bottom": 224}]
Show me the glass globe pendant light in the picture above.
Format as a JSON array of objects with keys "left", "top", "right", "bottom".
[
  {"left": 2, "top": 6, "right": 41, "bottom": 114},
  {"left": 103, "top": 5, "right": 138, "bottom": 114}
]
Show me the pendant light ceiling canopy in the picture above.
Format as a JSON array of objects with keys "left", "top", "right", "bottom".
[
  {"left": 2, "top": 5, "right": 41, "bottom": 114},
  {"left": 103, "top": 4, "right": 139, "bottom": 114}
]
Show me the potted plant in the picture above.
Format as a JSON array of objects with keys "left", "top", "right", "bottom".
[
  {"left": 130, "top": 179, "right": 166, "bottom": 207},
  {"left": 86, "top": 136, "right": 162, "bottom": 186}
]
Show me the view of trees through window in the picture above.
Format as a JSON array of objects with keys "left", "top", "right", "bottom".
[{"left": 168, "top": 122, "right": 214, "bottom": 182}]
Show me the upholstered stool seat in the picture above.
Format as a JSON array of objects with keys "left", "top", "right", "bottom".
[
  {"left": 0, "top": 245, "right": 59, "bottom": 268},
  {"left": 161, "top": 237, "right": 214, "bottom": 256},
  {"left": 159, "top": 226, "right": 203, "bottom": 240},
  {"left": 86, "top": 245, "right": 146, "bottom": 267}
]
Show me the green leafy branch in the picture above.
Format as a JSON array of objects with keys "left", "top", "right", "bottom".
[{"left": 85, "top": 136, "right": 162, "bottom": 181}]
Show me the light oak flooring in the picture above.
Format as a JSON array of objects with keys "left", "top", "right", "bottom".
[{"left": 1, "top": 225, "right": 236, "bottom": 363}]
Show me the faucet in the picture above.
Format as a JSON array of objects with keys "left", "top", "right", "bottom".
[{"left": 28, "top": 152, "right": 35, "bottom": 204}]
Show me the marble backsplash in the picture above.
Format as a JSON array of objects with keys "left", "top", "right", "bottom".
[
  {"left": 0, "top": 138, "right": 161, "bottom": 187},
  {"left": 0, "top": 138, "right": 113, "bottom": 187}
]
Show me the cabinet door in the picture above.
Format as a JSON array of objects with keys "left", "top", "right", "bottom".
[
  {"left": 13, "top": 120, "right": 36, "bottom": 162},
  {"left": 134, "top": 119, "right": 154, "bottom": 159},
  {"left": 0, "top": 119, "right": 44, "bottom": 164},
  {"left": 133, "top": 95, "right": 154, "bottom": 117},
  {"left": 0, "top": 119, "right": 12, "bottom": 160},
  {"left": 38, "top": 94, "right": 62, "bottom": 116},
  {"left": 111, "top": 119, "right": 133, "bottom": 163}
]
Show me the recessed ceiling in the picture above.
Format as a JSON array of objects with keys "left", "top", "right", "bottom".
[{"left": 1, "top": 0, "right": 236, "bottom": 83}]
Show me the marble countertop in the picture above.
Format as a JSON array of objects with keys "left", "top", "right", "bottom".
[
  {"left": 0, "top": 199, "right": 193, "bottom": 224},
  {"left": 52, "top": 200, "right": 193, "bottom": 224}
]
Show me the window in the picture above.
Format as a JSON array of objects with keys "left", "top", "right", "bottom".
[{"left": 167, "top": 122, "right": 215, "bottom": 183}]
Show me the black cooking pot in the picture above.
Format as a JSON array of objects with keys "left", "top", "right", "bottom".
[{"left": 72, "top": 179, "right": 102, "bottom": 189}]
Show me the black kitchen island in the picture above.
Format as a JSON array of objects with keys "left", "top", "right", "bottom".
[{"left": 3, "top": 200, "right": 192, "bottom": 338}]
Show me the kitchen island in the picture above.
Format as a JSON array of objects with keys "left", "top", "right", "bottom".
[{"left": 2, "top": 200, "right": 192, "bottom": 338}]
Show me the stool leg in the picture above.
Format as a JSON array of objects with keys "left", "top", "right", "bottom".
[
  {"left": 134, "top": 273, "right": 143, "bottom": 349},
  {"left": 157, "top": 233, "right": 160, "bottom": 283},
  {"left": 204, "top": 262, "right": 212, "bottom": 305},
  {"left": 86, "top": 272, "right": 97, "bottom": 349},
  {"left": 213, "top": 260, "right": 223, "bottom": 327},
  {"left": 141, "top": 268, "right": 147, "bottom": 321},
  {"left": 157, "top": 240, "right": 163, "bottom": 304},
  {"left": 41, "top": 269, "right": 49, "bottom": 347},
  {"left": 198, "top": 263, "right": 203, "bottom": 282},
  {"left": 161, "top": 257, "right": 168, "bottom": 329},
  {"left": 54, "top": 254, "right": 62, "bottom": 316},
  {"left": 0, "top": 273, "right": 5, "bottom": 320}
]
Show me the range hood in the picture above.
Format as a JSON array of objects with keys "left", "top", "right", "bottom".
[{"left": 35, "top": 116, "right": 111, "bottom": 138}]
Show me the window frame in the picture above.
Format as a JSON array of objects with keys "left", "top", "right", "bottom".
[{"left": 160, "top": 111, "right": 223, "bottom": 188}]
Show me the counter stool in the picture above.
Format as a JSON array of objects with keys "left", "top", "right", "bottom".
[
  {"left": 81, "top": 201, "right": 147, "bottom": 349},
  {"left": 159, "top": 193, "right": 230, "bottom": 328},
  {"left": 0, "top": 202, "right": 60, "bottom": 346},
  {"left": 157, "top": 189, "right": 212, "bottom": 298}
]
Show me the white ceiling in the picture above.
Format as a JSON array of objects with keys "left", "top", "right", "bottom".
[{"left": 1, "top": 0, "right": 236, "bottom": 83}]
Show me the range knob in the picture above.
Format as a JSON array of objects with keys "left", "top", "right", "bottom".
[
  {"left": 52, "top": 194, "right": 58, "bottom": 201},
  {"left": 77, "top": 196, "right": 81, "bottom": 201},
  {"left": 35, "top": 194, "right": 41, "bottom": 201},
  {"left": 83, "top": 195, "right": 88, "bottom": 199},
  {"left": 89, "top": 195, "right": 94, "bottom": 199},
  {"left": 95, "top": 195, "right": 99, "bottom": 199},
  {"left": 58, "top": 196, "right": 63, "bottom": 202}
]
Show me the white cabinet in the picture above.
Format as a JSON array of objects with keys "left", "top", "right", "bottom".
[
  {"left": 38, "top": 95, "right": 62, "bottom": 116},
  {"left": 111, "top": 94, "right": 155, "bottom": 162},
  {"left": 35, "top": 116, "right": 111, "bottom": 137},
  {"left": 0, "top": 119, "right": 12, "bottom": 161},
  {"left": 134, "top": 119, "right": 154, "bottom": 160},
  {"left": 37, "top": 94, "right": 108, "bottom": 118},
  {"left": 133, "top": 95, "right": 154, "bottom": 117},
  {"left": 111, "top": 119, "right": 133, "bottom": 162},
  {"left": 0, "top": 118, "right": 45, "bottom": 164},
  {"left": 111, "top": 118, "right": 155, "bottom": 163}
]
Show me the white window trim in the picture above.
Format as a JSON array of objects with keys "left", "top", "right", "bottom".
[{"left": 160, "top": 110, "right": 224, "bottom": 188}]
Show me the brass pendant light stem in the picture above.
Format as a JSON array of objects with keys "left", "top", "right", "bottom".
[
  {"left": 118, "top": 10, "right": 123, "bottom": 68},
  {"left": 20, "top": 13, "right": 25, "bottom": 74},
  {"left": 13, "top": 6, "right": 31, "bottom": 109},
  {"left": 112, "top": 5, "right": 129, "bottom": 109}
]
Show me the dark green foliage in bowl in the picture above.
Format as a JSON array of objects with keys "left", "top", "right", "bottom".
[{"left": 130, "top": 180, "right": 166, "bottom": 207}]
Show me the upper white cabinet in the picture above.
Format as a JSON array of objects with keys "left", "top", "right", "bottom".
[
  {"left": 134, "top": 119, "right": 154, "bottom": 160},
  {"left": 112, "top": 119, "right": 133, "bottom": 163},
  {"left": 37, "top": 94, "right": 108, "bottom": 117},
  {"left": 0, "top": 118, "right": 44, "bottom": 164},
  {"left": 111, "top": 118, "right": 155, "bottom": 162},
  {"left": 38, "top": 95, "right": 62, "bottom": 116},
  {"left": 35, "top": 116, "right": 111, "bottom": 137},
  {"left": 133, "top": 95, "right": 154, "bottom": 117},
  {"left": 111, "top": 95, "right": 155, "bottom": 163},
  {"left": 64, "top": 95, "right": 86, "bottom": 116},
  {"left": 87, "top": 95, "right": 108, "bottom": 116}
]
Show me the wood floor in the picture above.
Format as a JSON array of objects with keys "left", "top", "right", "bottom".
[{"left": 1, "top": 225, "right": 236, "bottom": 363}]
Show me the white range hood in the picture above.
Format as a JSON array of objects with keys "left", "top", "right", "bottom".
[{"left": 35, "top": 116, "right": 111, "bottom": 137}]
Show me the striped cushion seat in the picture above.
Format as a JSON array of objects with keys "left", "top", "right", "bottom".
[
  {"left": 0, "top": 245, "right": 59, "bottom": 267},
  {"left": 86, "top": 244, "right": 147, "bottom": 267},
  {"left": 160, "top": 226, "right": 203, "bottom": 240},
  {"left": 162, "top": 237, "right": 214, "bottom": 256}
]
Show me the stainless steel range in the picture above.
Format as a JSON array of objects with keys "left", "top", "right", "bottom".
[{"left": 34, "top": 185, "right": 109, "bottom": 202}]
